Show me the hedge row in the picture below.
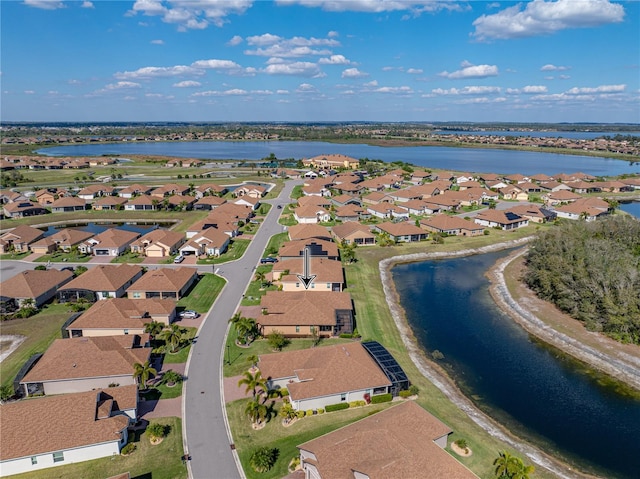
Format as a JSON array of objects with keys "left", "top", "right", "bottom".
[
  {"left": 325, "top": 402, "right": 350, "bottom": 412},
  {"left": 370, "top": 393, "right": 393, "bottom": 404}
]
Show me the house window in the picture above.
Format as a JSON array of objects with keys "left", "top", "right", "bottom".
[
  {"left": 30, "top": 457, "right": 37, "bottom": 465},
  {"left": 319, "top": 325, "right": 332, "bottom": 332},
  {"left": 311, "top": 283, "right": 315, "bottom": 289},
  {"left": 52, "top": 452, "right": 64, "bottom": 463},
  {"left": 132, "top": 292, "right": 141, "bottom": 299},
  {"left": 326, "top": 283, "right": 331, "bottom": 289},
  {"left": 124, "top": 329, "right": 129, "bottom": 335},
  {"left": 295, "top": 326, "right": 300, "bottom": 333},
  {"left": 296, "top": 282, "right": 300, "bottom": 288},
  {"left": 340, "top": 393, "right": 346, "bottom": 402}
]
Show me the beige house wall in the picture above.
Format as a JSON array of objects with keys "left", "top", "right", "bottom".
[{"left": 37, "top": 375, "right": 136, "bottom": 396}]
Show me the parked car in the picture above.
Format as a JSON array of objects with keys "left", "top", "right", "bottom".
[
  {"left": 179, "top": 310, "right": 199, "bottom": 319},
  {"left": 174, "top": 254, "right": 184, "bottom": 264},
  {"left": 260, "top": 257, "right": 278, "bottom": 264},
  {"left": 277, "top": 204, "right": 282, "bottom": 209}
]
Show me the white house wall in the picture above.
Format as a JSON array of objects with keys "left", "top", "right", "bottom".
[
  {"left": 41, "top": 375, "right": 135, "bottom": 395},
  {"left": 291, "top": 387, "right": 374, "bottom": 411}
]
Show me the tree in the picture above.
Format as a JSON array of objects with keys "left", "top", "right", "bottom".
[
  {"left": 493, "top": 451, "right": 534, "bottom": 479},
  {"left": 340, "top": 240, "right": 357, "bottom": 264},
  {"left": 254, "top": 271, "right": 267, "bottom": 288},
  {"left": 0, "top": 385, "right": 14, "bottom": 403},
  {"left": 279, "top": 403, "right": 297, "bottom": 424},
  {"left": 267, "top": 330, "right": 289, "bottom": 351},
  {"left": 247, "top": 354, "right": 259, "bottom": 370},
  {"left": 238, "top": 370, "right": 267, "bottom": 400},
  {"left": 146, "top": 422, "right": 167, "bottom": 440},
  {"left": 249, "top": 446, "right": 278, "bottom": 473},
  {"left": 244, "top": 398, "right": 268, "bottom": 426},
  {"left": 488, "top": 199, "right": 497, "bottom": 210},
  {"left": 160, "top": 324, "right": 184, "bottom": 353},
  {"left": 144, "top": 321, "right": 164, "bottom": 339},
  {"left": 133, "top": 360, "right": 157, "bottom": 390},
  {"left": 161, "top": 369, "right": 183, "bottom": 386}
]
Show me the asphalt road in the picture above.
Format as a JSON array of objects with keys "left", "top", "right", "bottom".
[{"left": 183, "top": 180, "right": 302, "bottom": 479}]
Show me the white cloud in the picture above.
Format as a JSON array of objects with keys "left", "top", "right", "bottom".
[
  {"left": 522, "top": 85, "right": 548, "bottom": 93},
  {"left": 456, "top": 96, "right": 507, "bottom": 104},
  {"left": 540, "top": 64, "right": 570, "bottom": 71},
  {"left": 24, "top": 0, "right": 65, "bottom": 9},
  {"left": 364, "top": 80, "right": 378, "bottom": 87},
  {"left": 318, "top": 55, "right": 351, "bottom": 65},
  {"left": 559, "top": 74, "right": 571, "bottom": 80},
  {"left": 566, "top": 84, "right": 625, "bottom": 94},
  {"left": 24, "top": 90, "right": 36, "bottom": 94},
  {"left": 342, "top": 68, "right": 368, "bottom": 78},
  {"left": 227, "top": 35, "right": 243, "bottom": 46},
  {"left": 173, "top": 80, "right": 202, "bottom": 88},
  {"left": 406, "top": 68, "right": 423, "bottom": 74},
  {"left": 115, "top": 65, "right": 203, "bottom": 79},
  {"left": 81, "top": 1, "right": 94, "bottom": 8},
  {"left": 276, "top": 0, "right": 460, "bottom": 14},
  {"left": 151, "top": 39, "right": 164, "bottom": 45},
  {"left": 276, "top": 89, "right": 290, "bottom": 94},
  {"left": 244, "top": 33, "right": 339, "bottom": 58},
  {"left": 472, "top": 0, "right": 625, "bottom": 41},
  {"left": 105, "top": 81, "right": 142, "bottom": 90},
  {"left": 373, "top": 86, "right": 413, "bottom": 94},
  {"left": 439, "top": 61, "right": 498, "bottom": 79},
  {"left": 432, "top": 86, "right": 501, "bottom": 95},
  {"left": 262, "top": 61, "right": 322, "bottom": 77},
  {"left": 130, "top": 0, "right": 254, "bottom": 29},
  {"left": 191, "top": 59, "right": 242, "bottom": 70},
  {"left": 327, "top": 30, "right": 339, "bottom": 38},
  {"left": 296, "top": 83, "right": 318, "bottom": 93}
]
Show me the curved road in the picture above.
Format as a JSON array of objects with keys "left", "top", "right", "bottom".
[{"left": 183, "top": 179, "right": 302, "bottom": 479}]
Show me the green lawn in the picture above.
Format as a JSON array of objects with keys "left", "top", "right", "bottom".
[
  {"left": 0, "top": 303, "right": 72, "bottom": 390},
  {"left": 196, "top": 238, "right": 250, "bottom": 264},
  {"left": 0, "top": 251, "right": 30, "bottom": 260},
  {"left": 34, "top": 251, "right": 92, "bottom": 263},
  {"left": 264, "top": 232, "right": 288, "bottom": 255},
  {"left": 240, "top": 265, "right": 277, "bottom": 306},
  {"left": 5, "top": 417, "right": 186, "bottom": 479},
  {"left": 111, "top": 251, "right": 145, "bottom": 263},
  {"left": 176, "top": 273, "right": 226, "bottom": 313}
]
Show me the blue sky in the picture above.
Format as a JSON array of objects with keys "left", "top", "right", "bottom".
[{"left": 1, "top": 0, "right": 639, "bottom": 123}]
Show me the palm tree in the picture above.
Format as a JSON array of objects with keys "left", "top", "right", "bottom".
[
  {"left": 160, "top": 324, "right": 184, "bottom": 353},
  {"left": 254, "top": 271, "right": 267, "bottom": 288},
  {"left": 133, "top": 360, "right": 157, "bottom": 390},
  {"left": 508, "top": 457, "right": 535, "bottom": 479},
  {"left": 144, "top": 321, "right": 164, "bottom": 339},
  {"left": 247, "top": 354, "right": 259, "bottom": 371},
  {"left": 493, "top": 451, "right": 514, "bottom": 479},
  {"left": 244, "top": 398, "right": 268, "bottom": 426},
  {"left": 238, "top": 370, "right": 267, "bottom": 400},
  {"left": 237, "top": 316, "right": 258, "bottom": 345},
  {"left": 279, "top": 403, "right": 297, "bottom": 424}
]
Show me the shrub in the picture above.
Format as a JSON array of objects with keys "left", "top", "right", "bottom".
[
  {"left": 349, "top": 400, "right": 366, "bottom": 408},
  {"left": 408, "top": 384, "right": 419, "bottom": 396},
  {"left": 339, "top": 333, "right": 353, "bottom": 339},
  {"left": 455, "top": 438, "right": 468, "bottom": 449},
  {"left": 34, "top": 265, "right": 47, "bottom": 271},
  {"left": 250, "top": 447, "right": 278, "bottom": 473},
  {"left": 296, "top": 410, "right": 305, "bottom": 419},
  {"left": 121, "top": 443, "right": 136, "bottom": 455},
  {"left": 267, "top": 330, "right": 289, "bottom": 351},
  {"left": 483, "top": 229, "right": 490, "bottom": 235},
  {"left": 325, "top": 402, "right": 350, "bottom": 412},
  {"left": 398, "top": 390, "right": 412, "bottom": 399},
  {"left": 317, "top": 408, "right": 324, "bottom": 415},
  {"left": 370, "top": 393, "right": 393, "bottom": 404},
  {"left": 305, "top": 409, "right": 314, "bottom": 417},
  {"left": 147, "top": 422, "right": 166, "bottom": 439},
  {"left": 279, "top": 387, "right": 289, "bottom": 397}
]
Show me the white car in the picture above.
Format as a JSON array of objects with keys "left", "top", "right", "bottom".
[
  {"left": 179, "top": 310, "right": 199, "bottom": 319},
  {"left": 174, "top": 254, "right": 185, "bottom": 264}
]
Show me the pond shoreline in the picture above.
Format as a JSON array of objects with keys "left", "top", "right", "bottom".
[{"left": 378, "top": 237, "right": 633, "bottom": 479}]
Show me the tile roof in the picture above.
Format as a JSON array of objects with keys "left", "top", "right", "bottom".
[
  {"left": 59, "top": 264, "right": 143, "bottom": 292},
  {"left": 0, "top": 269, "right": 73, "bottom": 300},
  {"left": 331, "top": 222, "right": 374, "bottom": 239},
  {"left": 0, "top": 224, "right": 44, "bottom": 245},
  {"left": 421, "top": 215, "right": 483, "bottom": 232},
  {"left": 21, "top": 336, "right": 150, "bottom": 383},
  {"left": 68, "top": 298, "right": 176, "bottom": 331},
  {"left": 287, "top": 224, "right": 332, "bottom": 241},
  {"left": 127, "top": 267, "right": 197, "bottom": 292},
  {"left": 86, "top": 228, "right": 140, "bottom": 248},
  {"left": 279, "top": 239, "right": 339, "bottom": 259},
  {"left": 130, "top": 229, "right": 184, "bottom": 250},
  {"left": 298, "top": 400, "right": 479, "bottom": 479},
  {"left": 0, "top": 385, "right": 136, "bottom": 461},
  {"left": 259, "top": 342, "right": 390, "bottom": 402},
  {"left": 31, "top": 228, "right": 93, "bottom": 248},
  {"left": 276, "top": 257, "right": 344, "bottom": 284},
  {"left": 50, "top": 196, "right": 86, "bottom": 208},
  {"left": 375, "top": 222, "right": 425, "bottom": 237},
  {"left": 258, "top": 291, "right": 352, "bottom": 327}
]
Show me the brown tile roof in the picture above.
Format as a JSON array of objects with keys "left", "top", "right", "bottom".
[
  {"left": 87, "top": 228, "right": 140, "bottom": 248},
  {"left": 258, "top": 291, "right": 352, "bottom": 327},
  {"left": 0, "top": 385, "right": 136, "bottom": 461},
  {"left": 51, "top": 196, "right": 86, "bottom": 208},
  {"left": 195, "top": 196, "right": 227, "bottom": 207},
  {"left": 331, "top": 222, "right": 374, "bottom": 239},
  {"left": 127, "top": 267, "right": 197, "bottom": 293},
  {"left": 68, "top": 298, "right": 176, "bottom": 331},
  {"left": 276, "top": 257, "right": 344, "bottom": 284},
  {"left": 297, "top": 195, "right": 332, "bottom": 208},
  {"left": 0, "top": 224, "right": 44, "bottom": 245},
  {"left": 421, "top": 215, "right": 483, "bottom": 232},
  {"left": 130, "top": 229, "right": 184, "bottom": 250},
  {"left": 126, "top": 195, "right": 155, "bottom": 205},
  {"left": 259, "top": 342, "right": 390, "bottom": 402},
  {"left": 287, "top": 224, "right": 332, "bottom": 241},
  {"left": 21, "top": 336, "right": 150, "bottom": 383},
  {"left": 32, "top": 228, "right": 93, "bottom": 248},
  {"left": 334, "top": 204, "right": 364, "bottom": 218},
  {"left": 298, "top": 400, "right": 479, "bottom": 479},
  {"left": 0, "top": 269, "right": 73, "bottom": 300},
  {"left": 279, "top": 239, "right": 339, "bottom": 259},
  {"left": 60, "top": 264, "right": 143, "bottom": 293},
  {"left": 476, "top": 210, "right": 526, "bottom": 225},
  {"left": 375, "top": 222, "right": 425, "bottom": 237},
  {"left": 93, "top": 196, "right": 128, "bottom": 207}
]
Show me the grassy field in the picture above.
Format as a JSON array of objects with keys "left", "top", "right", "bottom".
[
  {"left": 196, "top": 238, "right": 250, "bottom": 264},
  {"left": 176, "top": 273, "right": 226, "bottom": 313},
  {"left": 34, "top": 250, "right": 92, "bottom": 263},
  {"left": 0, "top": 303, "right": 71, "bottom": 391},
  {"left": 5, "top": 417, "right": 186, "bottom": 479}
]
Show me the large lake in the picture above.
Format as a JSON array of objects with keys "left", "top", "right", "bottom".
[
  {"left": 392, "top": 251, "right": 640, "bottom": 479},
  {"left": 620, "top": 201, "right": 640, "bottom": 219},
  {"left": 36, "top": 141, "right": 640, "bottom": 177}
]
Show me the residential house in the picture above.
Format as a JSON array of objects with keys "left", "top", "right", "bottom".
[
  {"left": 233, "top": 196, "right": 260, "bottom": 210},
  {"left": 361, "top": 191, "right": 394, "bottom": 205},
  {"left": 166, "top": 194, "right": 196, "bottom": 211},
  {"left": 287, "top": 224, "right": 332, "bottom": 242},
  {"left": 373, "top": 222, "right": 427, "bottom": 243},
  {"left": 259, "top": 342, "right": 391, "bottom": 411},
  {"left": 195, "top": 183, "right": 228, "bottom": 198},
  {"left": 66, "top": 298, "right": 176, "bottom": 337},
  {"left": 396, "top": 199, "right": 432, "bottom": 216},
  {"left": 124, "top": 195, "right": 156, "bottom": 211},
  {"left": 293, "top": 205, "right": 331, "bottom": 224},
  {"left": 474, "top": 210, "right": 529, "bottom": 230},
  {"left": 273, "top": 257, "right": 344, "bottom": 292},
  {"left": 0, "top": 386, "right": 137, "bottom": 477},
  {"left": 420, "top": 215, "right": 484, "bottom": 236},
  {"left": 117, "top": 184, "right": 153, "bottom": 199},
  {"left": 366, "top": 203, "right": 409, "bottom": 220},
  {"left": 331, "top": 182, "right": 363, "bottom": 196},
  {"left": 330, "top": 194, "right": 361, "bottom": 208},
  {"left": 499, "top": 186, "right": 529, "bottom": 201},
  {"left": 297, "top": 400, "right": 480, "bottom": 479},
  {"left": 194, "top": 196, "right": 226, "bottom": 211},
  {"left": 127, "top": 267, "right": 198, "bottom": 300},
  {"left": 19, "top": 336, "right": 151, "bottom": 396},
  {"left": 0, "top": 269, "right": 73, "bottom": 308},
  {"left": 257, "top": 291, "right": 354, "bottom": 338},
  {"left": 302, "top": 154, "right": 359, "bottom": 170},
  {"left": 33, "top": 188, "right": 57, "bottom": 206},
  {"left": 409, "top": 170, "right": 432, "bottom": 185},
  {"left": 508, "top": 204, "right": 555, "bottom": 223},
  {"left": 78, "top": 228, "right": 140, "bottom": 256},
  {"left": 441, "top": 188, "right": 485, "bottom": 207},
  {"left": 50, "top": 196, "right": 86, "bottom": 213},
  {"left": 419, "top": 195, "right": 460, "bottom": 211},
  {"left": 543, "top": 190, "right": 583, "bottom": 206},
  {"left": 334, "top": 204, "right": 366, "bottom": 222},
  {"left": 29, "top": 228, "right": 92, "bottom": 255},
  {"left": 130, "top": 229, "right": 185, "bottom": 257},
  {"left": 92, "top": 196, "right": 127, "bottom": 211},
  {"left": 331, "top": 222, "right": 376, "bottom": 246},
  {"left": 297, "top": 195, "right": 332, "bottom": 209},
  {"left": 150, "top": 183, "right": 189, "bottom": 198},
  {"left": 58, "top": 264, "right": 144, "bottom": 303},
  {"left": 2, "top": 201, "right": 48, "bottom": 219},
  {"left": 279, "top": 239, "right": 340, "bottom": 261},
  {"left": 554, "top": 197, "right": 610, "bottom": 221},
  {"left": 233, "top": 184, "right": 266, "bottom": 198},
  {"left": 0, "top": 225, "right": 44, "bottom": 253},
  {"left": 77, "top": 185, "right": 114, "bottom": 201},
  {"left": 179, "top": 228, "right": 230, "bottom": 257}
]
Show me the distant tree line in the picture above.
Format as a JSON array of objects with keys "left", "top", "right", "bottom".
[{"left": 524, "top": 216, "right": 640, "bottom": 344}]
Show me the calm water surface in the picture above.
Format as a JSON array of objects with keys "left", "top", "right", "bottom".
[
  {"left": 36, "top": 141, "right": 640, "bottom": 177},
  {"left": 620, "top": 201, "right": 640, "bottom": 219},
  {"left": 393, "top": 251, "right": 640, "bottom": 479}
]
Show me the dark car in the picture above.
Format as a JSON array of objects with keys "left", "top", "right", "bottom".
[
  {"left": 260, "top": 257, "right": 278, "bottom": 264},
  {"left": 277, "top": 204, "right": 282, "bottom": 209}
]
